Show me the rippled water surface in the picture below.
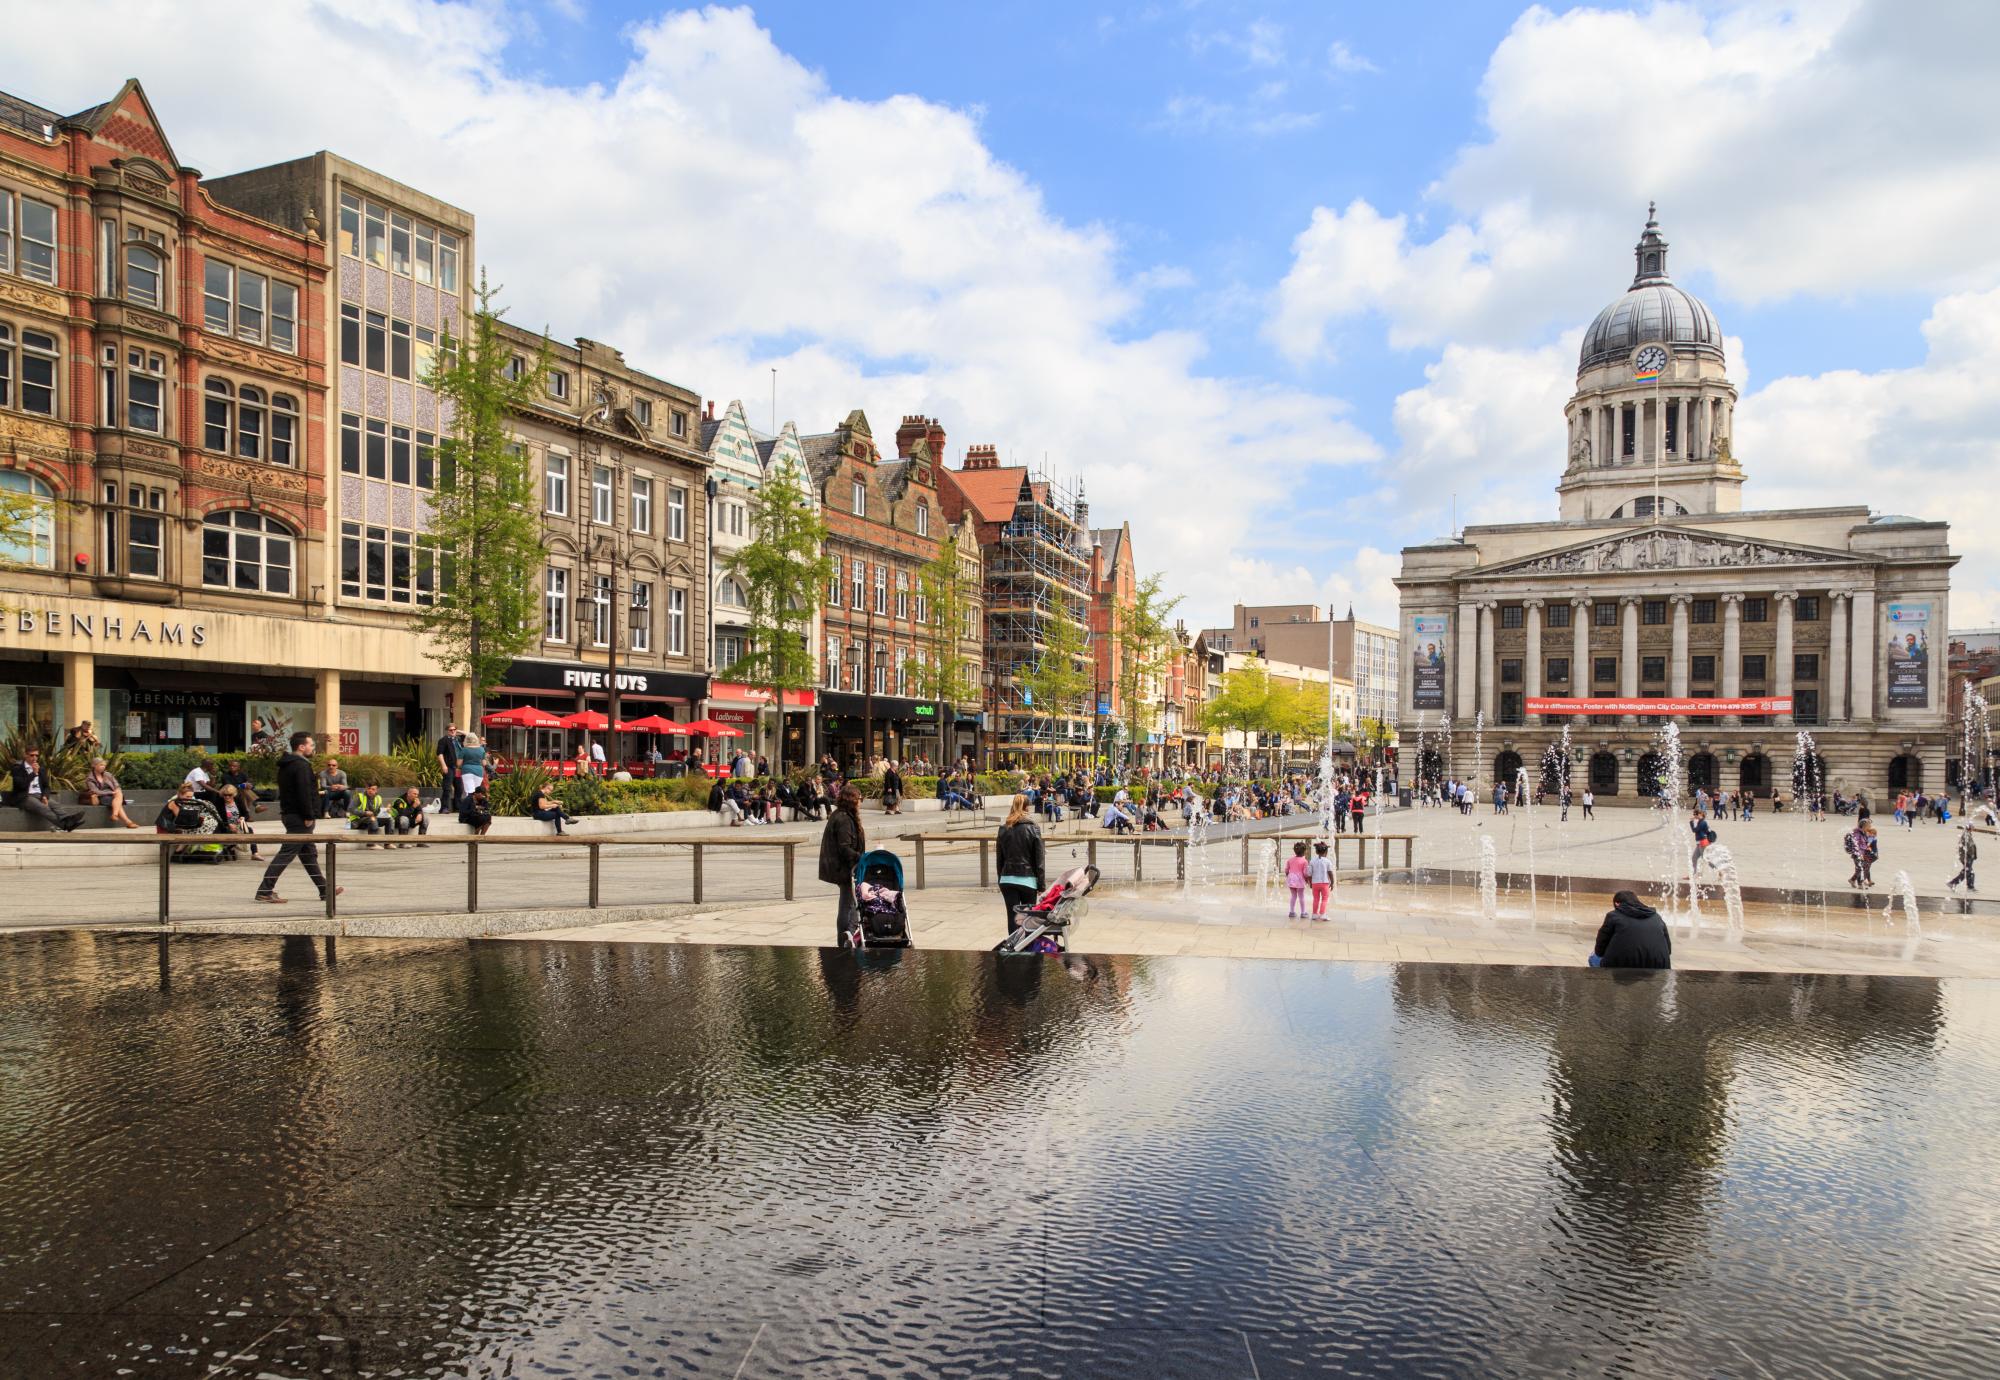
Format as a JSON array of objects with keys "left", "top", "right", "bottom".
[{"left": 3, "top": 934, "right": 1998, "bottom": 1378}]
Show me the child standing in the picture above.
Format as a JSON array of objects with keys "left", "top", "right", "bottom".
[
  {"left": 1284, "top": 841, "right": 1310, "bottom": 918},
  {"left": 1309, "top": 840, "right": 1333, "bottom": 919}
]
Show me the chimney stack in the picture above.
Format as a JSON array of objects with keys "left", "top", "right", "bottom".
[
  {"left": 705, "top": 400, "right": 715, "bottom": 420},
  {"left": 963, "top": 444, "right": 999, "bottom": 471}
]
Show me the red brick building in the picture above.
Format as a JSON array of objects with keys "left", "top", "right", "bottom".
[
  {"left": 1089, "top": 520, "right": 1136, "bottom": 751},
  {"left": 0, "top": 80, "right": 456, "bottom": 756},
  {"left": 803, "top": 409, "right": 949, "bottom": 765}
]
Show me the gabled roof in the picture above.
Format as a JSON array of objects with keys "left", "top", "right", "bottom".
[
  {"left": 945, "top": 463, "right": 1033, "bottom": 525},
  {"left": 1091, "top": 526, "right": 1125, "bottom": 567}
]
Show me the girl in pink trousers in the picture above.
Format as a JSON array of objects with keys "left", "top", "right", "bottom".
[{"left": 1284, "top": 841, "right": 1311, "bottom": 918}]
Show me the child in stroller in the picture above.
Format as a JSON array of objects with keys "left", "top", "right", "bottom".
[
  {"left": 846, "top": 848, "right": 914, "bottom": 949},
  {"left": 995, "top": 864, "right": 1100, "bottom": 955}
]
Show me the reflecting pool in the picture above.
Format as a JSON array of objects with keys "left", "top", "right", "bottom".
[{"left": 2, "top": 933, "right": 1998, "bottom": 1377}]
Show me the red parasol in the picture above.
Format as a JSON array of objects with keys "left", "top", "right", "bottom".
[
  {"left": 483, "top": 705, "right": 564, "bottom": 729},
  {"left": 680, "top": 718, "right": 745, "bottom": 737}
]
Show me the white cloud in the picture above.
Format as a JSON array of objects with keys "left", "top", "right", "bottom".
[
  {"left": 6, "top": 1, "right": 1377, "bottom": 624},
  {"left": 1736, "top": 286, "right": 2000, "bottom": 625},
  {"left": 1222, "top": 549, "right": 1402, "bottom": 629},
  {"left": 1189, "top": 17, "right": 1286, "bottom": 68},
  {"left": 1326, "top": 40, "right": 1377, "bottom": 74}
]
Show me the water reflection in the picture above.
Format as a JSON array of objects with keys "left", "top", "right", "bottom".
[{"left": 0, "top": 935, "right": 1992, "bottom": 1378}]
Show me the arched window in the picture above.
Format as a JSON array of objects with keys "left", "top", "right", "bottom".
[
  {"left": 0, "top": 470, "right": 55, "bottom": 568},
  {"left": 203, "top": 378, "right": 234, "bottom": 453},
  {"left": 201, "top": 510, "right": 294, "bottom": 594},
  {"left": 1740, "top": 753, "right": 1770, "bottom": 797},
  {"left": 237, "top": 386, "right": 265, "bottom": 461},
  {"left": 1589, "top": 751, "right": 1619, "bottom": 796},
  {"left": 124, "top": 244, "right": 164, "bottom": 308},
  {"left": 1888, "top": 754, "right": 1922, "bottom": 792},
  {"left": 270, "top": 394, "right": 298, "bottom": 466},
  {"left": 1687, "top": 752, "right": 1717, "bottom": 793},
  {"left": 1494, "top": 749, "right": 1523, "bottom": 791},
  {"left": 1636, "top": 751, "right": 1666, "bottom": 799}
]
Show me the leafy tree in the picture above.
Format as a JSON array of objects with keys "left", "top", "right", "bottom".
[
  {"left": 1270, "top": 680, "right": 1342, "bottom": 755},
  {"left": 1356, "top": 716, "right": 1397, "bottom": 765},
  {"left": 1114, "top": 573, "right": 1182, "bottom": 770},
  {"left": 1020, "top": 593, "right": 1092, "bottom": 755},
  {"left": 721, "top": 457, "right": 832, "bottom": 776},
  {"left": 0, "top": 479, "right": 52, "bottom": 615},
  {"left": 905, "top": 532, "right": 980, "bottom": 759},
  {"left": 414, "top": 274, "right": 551, "bottom": 715}
]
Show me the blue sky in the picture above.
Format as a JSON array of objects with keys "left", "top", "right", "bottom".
[{"left": 15, "top": 0, "right": 1998, "bottom": 625}]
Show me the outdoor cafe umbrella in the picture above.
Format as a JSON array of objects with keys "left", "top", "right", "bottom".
[
  {"left": 616, "top": 714, "right": 680, "bottom": 774},
  {"left": 679, "top": 719, "right": 744, "bottom": 737},
  {"left": 559, "top": 708, "right": 614, "bottom": 771},
  {"left": 481, "top": 704, "right": 564, "bottom": 766}
]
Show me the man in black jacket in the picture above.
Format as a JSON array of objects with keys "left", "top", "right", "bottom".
[
  {"left": 255, "top": 732, "right": 341, "bottom": 905},
  {"left": 3, "top": 747, "right": 81, "bottom": 831},
  {"left": 1593, "top": 890, "right": 1672, "bottom": 970},
  {"left": 436, "top": 723, "right": 462, "bottom": 815}
]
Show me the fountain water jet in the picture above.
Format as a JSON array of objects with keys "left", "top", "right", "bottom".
[{"left": 1477, "top": 835, "right": 1499, "bottom": 927}]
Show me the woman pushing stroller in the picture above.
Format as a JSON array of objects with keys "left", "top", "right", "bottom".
[{"left": 996, "top": 794, "right": 1046, "bottom": 936}]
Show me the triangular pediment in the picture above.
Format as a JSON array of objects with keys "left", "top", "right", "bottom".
[{"left": 1484, "top": 526, "right": 1863, "bottom": 578}]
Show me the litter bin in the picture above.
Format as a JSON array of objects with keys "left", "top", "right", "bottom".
[{"left": 1398, "top": 787, "right": 1412, "bottom": 808}]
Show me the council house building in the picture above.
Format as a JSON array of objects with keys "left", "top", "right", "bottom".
[{"left": 1395, "top": 211, "right": 1956, "bottom": 803}]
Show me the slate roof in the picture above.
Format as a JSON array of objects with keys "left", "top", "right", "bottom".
[{"left": 1091, "top": 527, "right": 1124, "bottom": 566}]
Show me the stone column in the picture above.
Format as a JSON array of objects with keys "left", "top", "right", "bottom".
[
  {"left": 1571, "top": 599, "right": 1590, "bottom": 707},
  {"left": 1720, "top": 594, "right": 1743, "bottom": 725},
  {"left": 316, "top": 668, "right": 343, "bottom": 752},
  {"left": 1619, "top": 596, "right": 1640, "bottom": 724},
  {"left": 1456, "top": 598, "right": 1478, "bottom": 725},
  {"left": 61, "top": 652, "right": 94, "bottom": 742},
  {"left": 1827, "top": 592, "right": 1850, "bottom": 724},
  {"left": 1850, "top": 588, "right": 1876, "bottom": 722},
  {"left": 1774, "top": 592, "right": 1796, "bottom": 727},
  {"left": 1477, "top": 603, "right": 1496, "bottom": 723},
  {"left": 1669, "top": 595, "right": 1691, "bottom": 708},
  {"left": 1524, "top": 599, "right": 1543, "bottom": 724}
]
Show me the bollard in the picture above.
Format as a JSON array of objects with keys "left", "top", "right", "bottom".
[
  {"left": 467, "top": 841, "right": 479, "bottom": 914},
  {"left": 784, "top": 842, "right": 796, "bottom": 901},
  {"left": 157, "top": 840, "right": 170, "bottom": 926},
  {"left": 1134, "top": 841, "right": 1142, "bottom": 882},
  {"left": 325, "top": 841, "right": 338, "bottom": 920},
  {"left": 978, "top": 839, "right": 990, "bottom": 889},
  {"left": 1176, "top": 840, "right": 1186, "bottom": 882},
  {"left": 589, "top": 842, "right": 601, "bottom": 909},
  {"left": 693, "top": 842, "right": 704, "bottom": 904},
  {"left": 914, "top": 837, "right": 927, "bottom": 889}
]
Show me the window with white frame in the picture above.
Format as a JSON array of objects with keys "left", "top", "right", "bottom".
[
  {"left": 874, "top": 565, "right": 887, "bottom": 615},
  {"left": 201, "top": 510, "right": 294, "bottom": 594},
  {"left": 629, "top": 582, "right": 652, "bottom": 652},
  {"left": 828, "top": 555, "right": 842, "bottom": 603},
  {"left": 670, "top": 410, "right": 685, "bottom": 437},
  {"left": 592, "top": 465, "right": 613, "bottom": 524},
  {"left": 964, "top": 604, "right": 978, "bottom": 639},
  {"left": 872, "top": 644, "right": 887, "bottom": 694},
  {"left": 914, "top": 588, "right": 929, "bottom": 625},
  {"left": 124, "top": 349, "right": 164, "bottom": 433},
  {"left": 0, "top": 470, "right": 53, "bottom": 568},
  {"left": 851, "top": 560, "right": 865, "bottom": 609},
  {"left": 825, "top": 636, "right": 841, "bottom": 689},
  {"left": 915, "top": 502, "right": 929, "bottom": 537},
  {"left": 202, "top": 260, "right": 296, "bottom": 352},
  {"left": 340, "top": 521, "right": 434, "bottom": 605},
  {"left": 630, "top": 476, "right": 653, "bottom": 534},
  {"left": 852, "top": 478, "right": 866, "bottom": 516},
  {"left": 591, "top": 574, "right": 613, "bottom": 647},
  {"left": 731, "top": 502, "right": 746, "bottom": 537},
  {"left": 718, "top": 575, "right": 746, "bottom": 608},
  {"left": 668, "top": 587, "right": 686, "bottom": 654},
  {"left": 123, "top": 237, "right": 164, "bottom": 309},
  {"left": 1, "top": 192, "right": 58, "bottom": 284},
  {"left": 545, "top": 567, "right": 570, "bottom": 643},
  {"left": 546, "top": 451, "right": 570, "bottom": 515},
  {"left": 207, "top": 380, "right": 299, "bottom": 463},
  {"left": 548, "top": 370, "right": 568, "bottom": 401},
  {"left": 0, "top": 323, "right": 59, "bottom": 416},
  {"left": 895, "top": 569, "right": 909, "bottom": 620},
  {"left": 102, "top": 483, "right": 165, "bottom": 579},
  {"left": 717, "top": 633, "right": 745, "bottom": 669},
  {"left": 668, "top": 485, "right": 686, "bottom": 541},
  {"left": 895, "top": 647, "right": 908, "bottom": 697},
  {"left": 634, "top": 397, "right": 653, "bottom": 428},
  {"left": 339, "top": 193, "right": 458, "bottom": 292}
]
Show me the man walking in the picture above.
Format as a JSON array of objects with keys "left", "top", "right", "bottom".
[
  {"left": 436, "top": 723, "right": 462, "bottom": 814},
  {"left": 256, "top": 732, "right": 342, "bottom": 906}
]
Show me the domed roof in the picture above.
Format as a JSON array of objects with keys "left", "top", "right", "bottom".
[{"left": 1578, "top": 209, "right": 1725, "bottom": 372}]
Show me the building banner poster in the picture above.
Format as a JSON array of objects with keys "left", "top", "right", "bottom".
[
  {"left": 1884, "top": 601, "right": 1931, "bottom": 708},
  {"left": 1411, "top": 615, "right": 1449, "bottom": 711}
]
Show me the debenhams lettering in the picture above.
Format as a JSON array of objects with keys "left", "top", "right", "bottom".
[{"left": 14, "top": 609, "right": 208, "bottom": 647}]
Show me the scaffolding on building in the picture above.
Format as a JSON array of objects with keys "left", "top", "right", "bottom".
[{"left": 984, "top": 468, "right": 1094, "bottom": 758}]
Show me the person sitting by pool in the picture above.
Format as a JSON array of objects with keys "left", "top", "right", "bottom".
[
  {"left": 1591, "top": 890, "right": 1672, "bottom": 970},
  {"left": 1100, "top": 797, "right": 1135, "bottom": 833}
]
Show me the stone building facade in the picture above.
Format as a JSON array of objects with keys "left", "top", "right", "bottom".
[
  {"left": 481, "top": 323, "right": 711, "bottom": 756},
  {"left": 1396, "top": 213, "right": 1957, "bottom": 802},
  {"left": 0, "top": 81, "right": 460, "bottom": 756}
]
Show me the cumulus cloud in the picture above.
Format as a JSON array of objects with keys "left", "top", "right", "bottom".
[
  {"left": 7, "top": 0, "right": 1374, "bottom": 628},
  {"left": 1326, "top": 40, "right": 1377, "bottom": 74}
]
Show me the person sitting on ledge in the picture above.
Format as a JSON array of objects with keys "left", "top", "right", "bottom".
[
  {"left": 1591, "top": 890, "right": 1672, "bottom": 970},
  {"left": 531, "top": 781, "right": 578, "bottom": 835},
  {"left": 318, "top": 759, "right": 351, "bottom": 819},
  {"left": 458, "top": 782, "right": 494, "bottom": 836}
]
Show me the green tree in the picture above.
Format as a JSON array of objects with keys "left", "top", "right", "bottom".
[
  {"left": 721, "top": 458, "right": 832, "bottom": 776},
  {"left": 1114, "top": 573, "right": 1182, "bottom": 771},
  {"left": 1020, "top": 593, "right": 1092, "bottom": 756},
  {"left": 905, "top": 532, "right": 979, "bottom": 759},
  {"left": 0, "top": 478, "right": 53, "bottom": 615},
  {"left": 1201, "top": 659, "right": 1272, "bottom": 766},
  {"left": 414, "top": 274, "right": 551, "bottom": 715},
  {"left": 1356, "top": 716, "right": 1397, "bottom": 766}
]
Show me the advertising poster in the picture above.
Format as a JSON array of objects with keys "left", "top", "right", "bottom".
[
  {"left": 1411, "top": 615, "right": 1449, "bottom": 711},
  {"left": 1884, "top": 601, "right": 1931, "bottom": 708}
]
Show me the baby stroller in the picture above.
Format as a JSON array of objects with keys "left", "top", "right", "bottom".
[
  {"left": 995, "top": 864, "right": 1099, "bottom": 956},
  {"left": 847, "top": 848, "right": 913, "bottom": 949},
  {"left": 169, "top": 794, "right": 228, "bottom": 864}
]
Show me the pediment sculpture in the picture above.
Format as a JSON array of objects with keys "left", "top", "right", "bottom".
[{"left": 1505, "top": 529, "right": 1836, "bottom": 576}]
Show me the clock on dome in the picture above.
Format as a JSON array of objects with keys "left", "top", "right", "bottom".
[{"left": 1632, "top": 344, "right": 1668, "bottom": 381}]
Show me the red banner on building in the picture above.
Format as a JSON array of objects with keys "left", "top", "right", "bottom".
[{"left": 1526, "top": 697, "right": 1791, "bottom": 716}]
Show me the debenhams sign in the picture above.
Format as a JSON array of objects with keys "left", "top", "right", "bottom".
[{"left": 12, "top": 607, "right": 208, "bottom": 647}]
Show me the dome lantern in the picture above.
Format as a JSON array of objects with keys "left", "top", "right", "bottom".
[{"left": 1578, "top": 207, "right": 1724, "bottom": 374}]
